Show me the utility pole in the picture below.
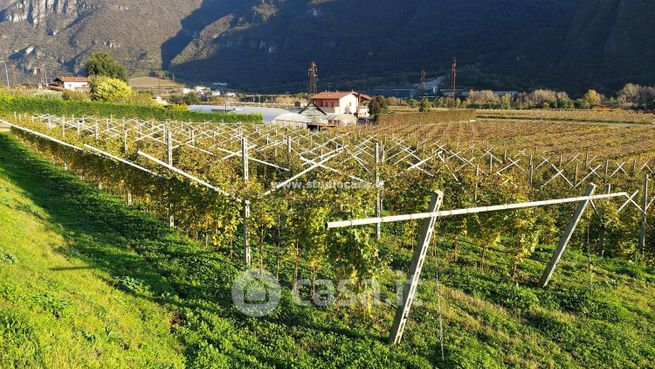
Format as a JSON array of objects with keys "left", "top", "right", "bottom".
[
  {"left": 419, "top": 68, "right": 426, "bottom": 99},
  {"left": 308, "top": 61, "right": 318, "bottom": 95},
  {"left": 450, "top": 57, "right": 457, "bottom": 106}
]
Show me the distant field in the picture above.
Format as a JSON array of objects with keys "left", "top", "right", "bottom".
[
  {"left": 357, "top": 118, "right": 655, "bottom": 159},
  {"left": 478, "top": 109, "right": 655, "bottom": 124}
]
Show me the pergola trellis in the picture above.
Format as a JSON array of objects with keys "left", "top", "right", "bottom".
[{"left": 4, "top": 112, "right": 654, "bottom": 262}]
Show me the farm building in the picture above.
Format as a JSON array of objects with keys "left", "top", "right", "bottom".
[
  {"left": 325, "top": 114, "right": 357, "bottom": 126},
  {"left": 52, "top": 76, "right": 89, "bottom": 91},
  {"left": 310, "top": 91, "right": 371, "bottom": 117},
  {"left": 271, "top": 112, "right": 311, "bottom": 129},
  {"left": 190, "top": 105, "right": 308, "bottom": 128}
]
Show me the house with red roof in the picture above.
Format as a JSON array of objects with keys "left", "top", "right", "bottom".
[{"left": 309, "top": 91, "right": 371, "bottom": 117}]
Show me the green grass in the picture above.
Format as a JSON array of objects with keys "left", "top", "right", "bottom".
[
  {"left": 0, "top": 135, "right": 185, "bottom": 368},
  {"left": 1, "top": 131, "right": 655, "bottom": 368}
]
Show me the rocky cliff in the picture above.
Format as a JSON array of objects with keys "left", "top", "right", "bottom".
[{"left": 1, "top": 0, "right": 80, "bottom": 27}]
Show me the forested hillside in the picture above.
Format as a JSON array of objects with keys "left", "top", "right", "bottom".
[{"left": 1, "top": 0, "right": 653, "bottom": 92}]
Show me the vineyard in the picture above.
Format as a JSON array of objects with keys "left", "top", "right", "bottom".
[
  {"left": 477, "top": 109, "right": 655, "bottom": 125},
  {"left": 2, "top": 112, "right": 655, "bottom": 367}
]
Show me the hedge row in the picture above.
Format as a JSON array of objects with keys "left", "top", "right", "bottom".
[
  {"left": 0, "top": 91, "right": 262, "bottom": 123},
  {"left": 376, "top": 109, "right": 477, "bottom": 125}
]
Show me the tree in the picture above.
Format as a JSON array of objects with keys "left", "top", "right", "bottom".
[
  {"left": 89, "top": 76, "right": 133, "bottom": 102},
  {"left": 617, "top": 83, "right": 642, "bottom": 105},
  {"left": 85, "top": 52, "right": 128, "bottom": 82},
  {"left": 466, "top": 90, "right": 500, "bottom": 108},
  {"left": 418, "top": 98, "right": 431, "bottom": 112},
  {"left": 582, "top": 89, "right": 602, "bottom": 106},
  {"left": 573, "top": 98, "right": 590, "bottom": 109},
  {"left": 368, "top": 98, "right": 382, "bottom": 116}
]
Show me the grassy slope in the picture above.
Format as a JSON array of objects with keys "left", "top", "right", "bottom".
[
  {"left": 0, "top": 135, "right": 185, "bottom": 368},
  {"left": 1, "top": 131, "right": 655, "bottom": 368}
]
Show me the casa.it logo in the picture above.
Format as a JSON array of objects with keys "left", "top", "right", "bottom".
[{"left": 231, "top": 269, "right": 281, "bottom": 317}]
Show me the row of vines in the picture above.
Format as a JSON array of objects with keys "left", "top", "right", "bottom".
[{"left": 7, "top": 114, "right": 655, "bottom": 294}]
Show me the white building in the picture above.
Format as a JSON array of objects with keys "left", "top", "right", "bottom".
[
  {"left": 53, "top": 76, "right": 90, "bottom": 91},
  {"left": 310, "top": 91, "right": 371, "bottom": 117}
]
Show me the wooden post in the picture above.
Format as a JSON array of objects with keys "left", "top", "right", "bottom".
[
  {"left": 242, "top": 138, "right": 251, "bottom": 265},
  {"left": 390, "top": 191, "right": 443, "bottom": 345},
  {"left": 640, "top": 174, "right": 649, "bottom": 255},
  {"left": 540, "top": 183, "right": 596, "bottom": 288}
]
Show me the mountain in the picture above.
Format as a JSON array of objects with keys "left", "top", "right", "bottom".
[
  {"left": 495, "top": 0, "right": 655, "bottom": 93},
  {"left": 0, "top": 0, "right": 201, "bottom": 82},
  {"left": 0, "top": 0, "right": 653, "bottom": 93},
  {"left": 168, "top": 0, "right": 582, "bottom": 91}
]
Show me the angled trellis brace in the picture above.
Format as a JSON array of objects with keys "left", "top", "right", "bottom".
[
  {"left": 640, "top": 163, "right": 654, "bottom": 174},
  {"left": 255, "top": 140, "right": 286, "bottom": 153},
  {"left": 453, "top": 156, "right": 478, "bottom": 173},
  {"left": 536, "top": 156, "right": 552, "bottom": 170},
  {"left": 575, "top": 165, "right": 603, "bottom": 188},
  {"left": 264, "top": 148, "right": 345, "bottom": 196},
  {"left": 385, "top": 148, "right": 410, "bottom": 163},
  {"left": 618, "top": 190, "right": 642, "bottom": 213},
  {"left": 609, "top": 162, "right": 627, "bottom": 178},
  {"left": 392, "top": 151, "right": 418, "bottom": 167},
  {"left": 515, "top": 148, "right": 528, "bottom": 157},
  {"left": 585, "top": 155, "right": 599, "bottom": 168},
  {"left": 138, "top": 150, "right": 241, "bottom": 202},
  {"left": 542, "top": 164, "right": 574, "bottom": 188},
  {"left": 393, "top": 146, "right": 423, "bottom": 166},
  {"left": 406, "top": 155, "right": 435, "bottom": 172},
  {"left": 565, "top": 153, "right": 582, "bottom": 167},
  {"left": 497, "top": 157, "right": 526, "bottom": 175},
  {"left": 221, "top": 142, "right": 259, "bottom": 161},
  {"left": 186, "top": 142, "right": 290, "bottom": 172},
  {"left": 440, "top": 160, "right": 460, "bottom": 182},
  {"left": 135, "top": 124, "right": 166, "bottom": 143},
  {"left": 482, "top": 148, "right": 501, "bottom": 162},
  {"left": 348, "top": 152, "right": 373, "bottom": 174},
  {"left": 297, "top": 155, "right": 370, "bottom": 184},
  {"left": 297, "top": 138, "right": 334, "bottom": 157},
  {"left": 84, "top": 144, "right": 161, "bottom": 177}
]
